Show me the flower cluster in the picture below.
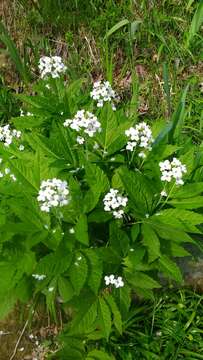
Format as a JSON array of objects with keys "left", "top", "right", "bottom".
[
  {"left": 32, "top": 274, "right": 46, "bottom": 281},
  {"left": 64, "top": 110, "right": 101, "bottom": 144},
  {"left": 20, "top": 109, "right": 33, "bottom": 116},
  {"left": 90, "top": 80, "right": 118, "bottom": 110},
  {"left": 0, "top": 160, "right": 16, "bottom": 182},
  {"left": 0, "top": 124, "right": 21, "bottom": 147},
  {"left": 125, "top": 122, "right": 153, "bottom": 157},
  {"left": 103, "top": 188, "right": 128, "bottom": 219},
  {"left": 104, "top": 274, "right": 124, "bottom": 288},
  {"left": 159, "top": 158, "right": 187, "bottom": 185},
  {"left": 38, "top": 56, "right": 67, "bottom": 78},
  {"left": 37, "top": 178, "right": 70, "bottom": 212}
]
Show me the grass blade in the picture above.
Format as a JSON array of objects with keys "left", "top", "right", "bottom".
[
  {"left": 105, "top": 19, "right": 129, "bottom": 39},
  {"left": 186, "top": 1, "right": 203, "bottom": 46},
  {"left": 0, "top": 21, "right": 30, "bottom": 83}
]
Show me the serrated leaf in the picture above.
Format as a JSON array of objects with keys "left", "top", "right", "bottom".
[
  {"left": 168, "top": 196, "right": 203, "bottom": 209},
  {"left": 98, "top": 297, "right": 112, "bottom": 340},
  {"left": 87, "top": 349, "right": 115, "bottom": 360},
  {"left": 150, "top": 219, "right": 195, "bottom": 243},
  {"left": 104, "top": 294, "right": 122, "bottom": 335},
  {"left": 142, "top": 224, "right": 160, "bottom": 262},
  {"left": 69, "top": 295, "right": 98, "bottom": 336},
  {"left": 58, "top": 276, "right": 74, "bottom": 302},
  {"left": 69, "top": 253, "right": 88, "bottom": 295},
  {"left": 172, "top": 183, "right": 203, "bottom": 198},
  {"left": 159, "top": 255, "right": 182, "bottom": 282},
  {"left": 109, "top": 222, "right": 129, "bottom": 256},
  {"left": 126, "top": 271, "right": 161, "bottom": 289},
  {"left": 119, "top": 284, "right": 131, "bottom": 317},
  {"left": 75, "top": 214, "right": 89, "bottom": 245},
  {"left": 85, "top": 249, "right": 102, "bottom": 294},
  {"left": 85, "top": 162, "right": 109, "bottom": 194},
  {"left": 170, "top": 243, "right": 191, "bottom": 257}
]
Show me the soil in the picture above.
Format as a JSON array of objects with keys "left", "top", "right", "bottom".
[{"left": 0, "top": 307, "right": 58, "bottom": 360}]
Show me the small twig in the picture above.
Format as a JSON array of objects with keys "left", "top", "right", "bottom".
[
  {"left": 84, "top": 36, "right": 97, "bottom": 65},
  {"left": 9, "top": 319, "right": 29, "bottom": 360}
]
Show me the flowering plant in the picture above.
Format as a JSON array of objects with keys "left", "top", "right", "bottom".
[{"left": 0, "top": 70, "right": 202, "bottom": 357}]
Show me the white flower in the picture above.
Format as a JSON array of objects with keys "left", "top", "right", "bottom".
[
  {"left": 159, "top": 158, "right": 187, "bottom": 186},
  {"left": 103, "top": 189, "right": 128, "bottom": 219},
  {"left": 38, "top": 56, "right": 67, "bottom": 78},
  {"left": 4, "top": 168, "right": 10, "bottom": 175},
  {"left": 0, "top": 124, "right": 21, "bottom": 147},
  {"left": 69, "top": 227, "right": 75, "bottom": 234},
  {"left": 48, "top": 287, "right": 54, "bottom": 292},
  {"left": 10, "top": 174, "right": 17, "bottom": 182},
  {"left": 37, "top": 178, "right": 70, "bottom": 212},
  {"left": 125, "top": 122, "right": 153, "bottom": 154},
  {"left": 76, "top": 136, "right": 85, "bottom": 145},
  {"left": 64, "top": 110, "right": 101, "bottom": 140},
  {"left": 104, "top": 275, "right": 124, "bottom": 288},
  {"left": 32, "top": 274, "right": 46, "bottom": 281},
  {"left": 160, "top": 190, "right": 167, "bottom": 197},
  {"left": 90, "top": 80, "right": 118, "bottom": 110},
  {"left": 19, "top": 144, "right": 25, "bottom": 151}
]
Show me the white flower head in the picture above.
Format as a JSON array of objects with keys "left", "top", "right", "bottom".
[
  {"left": 160, "top": 190, "right": 167, "bottom": 197},
  {"left": 159, "top": 158, "right": 187, "bottom": 186},
  {"left": 32, "top": 274, "right": 46, "bottom": 281},
  {"left": 104, "top": 274, "right": 124, "bottom": 288},
  {"left": 90, "top": 80, "right": 118, "bottom": 110},
  {"left": 64, "top": 110, "right": 101, "bottom": 141},
  {"left": 125, "top": 122, "right": 153, "bottom": 154},
  {"left": 76, "top": 136, "right": 85, "bottom": 145},
  {"left": 37, "top": 178, "right": 70, "bottom": 212},
  {"left": 19, "top": 144, "right": 25, "bottom": 151},
  {"left": 103, "top": 188, "right": 128, "bottom": 219},
  {"left": 0, "top": 124, "right": 21, "bottom": 147},
  {"left": 38, "top": 56, "right": 67, "bottom": 78}
]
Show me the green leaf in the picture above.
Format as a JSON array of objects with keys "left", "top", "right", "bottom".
[
  {"left": 154, "top": 208, "right": 203, "bottom": 226},
  {"left": 104, "top": 294, "right": 122, "bottom": 335},
  {"left": 87, "top": 349, "right": 115, "bottom": 360},
  {"left": 69, "top": 295, "right": 98, "bottom": 336},
  {"left": 0, "top": 21, "right": 30, "bottom": 83},
  {"left": 142, "top": 224, "right": 160, "bottom": 262},
  {"left": 58, "top": 276, "right": 74, "bottom": 302},
  {"left": 85, "top": 249, "right": 102, "bottom": 294},
  {"left": 168, "top": 196, "right": 203, "bottom": 209},
  {"left": 153, "top": 86, "right": 188, "bottom": 146},
  {"left": 119, "top": 167, "right": 154, "bottom": 216},
  {"left": 12, "top": 115, "right": 45, "bottom": 129},
  {"left": 172, "top": 183, "right": 203, "bottom": 198},
  {"left": 170, "top": 243, "right": 191, "bottom": 257},
  {"left": 131, "top": 223, "right": 140, "bottom": 242},
  {"left": 0, "top": 291, "right": 17, "bottom": 320},
  {"left": 105, "top": 19, "right": 129, "bottom": 38},
  {"left": 119, "top": 284, "right": 131, "bottom": 317},
  {"left": 85, "top": 162, "right": 109, "bottom": 194},
  {"left": 150, "top": 219, "right": 195, "bottom": 243},
  {"left": 109, "top": 222, "right": 129, "bottom": 256},
  {"left": 69, "top": 253, "right": 88, "bottom": 295},
  {"left": 75, "top": 214, "right": 89, "bottom": 246},
  {"left": 159, "top": 255, "right": 182, "bottom": 282},
  {"left": 186, "top": 1, "right": 203, "bottom": 46},
  {"left": 98, "top": 297, "right": 112, "bottom": 340},
  {"left": 126, "top": 271, "right": 161, "bottom": 289}
]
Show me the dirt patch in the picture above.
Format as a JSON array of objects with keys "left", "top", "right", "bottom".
[{"left": 0, "top": 307, "right": 58, "bottom": 360}]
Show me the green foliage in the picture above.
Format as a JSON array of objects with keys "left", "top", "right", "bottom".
[
  {"left": 0, "top": 74, "right": 203, "bottom": 358},
  {"left": 0, "top": 21, "right": 31, "bottom": 83}
]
